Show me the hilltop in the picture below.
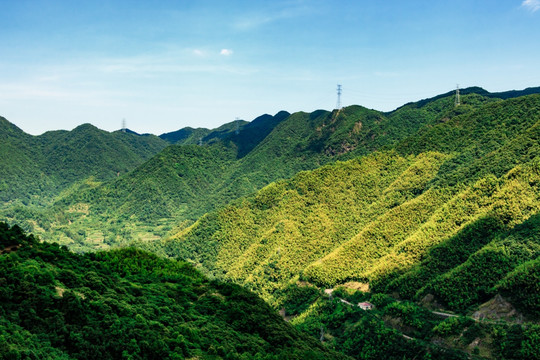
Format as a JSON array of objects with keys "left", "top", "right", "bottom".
[
  {"left": 160, "top": 93, "right": 540, "bottom": 358},
  {"left": 4, "top": 87, "right": 528, "bottom": 249},
  {"left": 0, "top": 120, "right": 168, "bottom": 205},
  {"left": 164, "top": 93, "right": 539, "bottom": 303},
  {"left": 1, "top": 87, "right": 539, "bottom": 359}
]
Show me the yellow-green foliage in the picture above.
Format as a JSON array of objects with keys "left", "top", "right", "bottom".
[
  {"left": 169, "top": 151, "right": 450, "bottom": 298},
  {"left": 169, "top": 151, "right": 539, "bottom": 306},
  {"left": 206, "top": 151, "right": 420, "bottom": 298},
  {"left": 303, "top": 187, "right": 453, "bottom": 286},
  {"left": 366, "top": 163, "right": 540, "bottom": 288}
]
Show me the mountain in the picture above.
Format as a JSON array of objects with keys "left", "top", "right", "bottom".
[
  {"left": 159, "top": 126, "right": 210, "bottom": 144},
  {"left": 0, "top": 119, "right": 169, "bottom": 204},
  {"left": 0, "top": 222, "right": 348, "bottom": 359},
  {"left": 2, "top": 87, "right": 539, "bottom": 359},
  {"left": 158, "top": 118, "right": 250, "bottom": 145},
  {"left": 5, "top": 88, "right": 539, "bottom": 251},
  {"left": 158, "top": 111, "right": 290, "bottom": 153},
  {"left": 156, "top": 93, "right": 540, "bottom": 359},
  {"left": 163, "top": 94, "right": 539, "bottom": 312}
]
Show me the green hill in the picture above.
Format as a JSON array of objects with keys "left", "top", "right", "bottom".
[
  {"left": 2, "top": 87, "right": 539, "bottom": 359},
  {"left": 0, "top": 222, "right": 348, "bottom": 360},
  {"left": 158, "top": 111, "right": 290, "bottom": 150},
  {"left": 163, "top": 94, "right": 540, "bottom": 314},
  {"left": 0, "top": 119, "right": 168, "bottom": 204},
  {"left": 7, "top": 89, "right": 500, "bottom": 248},
  {"left": 157, "top": 93, "right": 540, "bottom": 359},
  {"left": 5, "top": 88, "right": 539, "bottom": 254}
]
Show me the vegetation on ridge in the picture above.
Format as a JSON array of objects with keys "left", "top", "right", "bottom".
[
  {"left": 163, "top": 94, "right": 540, "bottom": 329},
  {"left": 1, "top": 87, "right": 540, "bottom": 359},
  {"left": 2, "top": 89, "right": 509, "bottom": 248},
  {"left": 0, "top": 120, "right": 168, "bottom": 205}
]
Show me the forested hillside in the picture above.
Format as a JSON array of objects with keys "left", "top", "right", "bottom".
[
  {"left": 0, "top": 222, "right": 348, "bottom": 360},
  {"left": 3, "top": 88, "right": 523, "bottom": 249},
  {"left": 0, "top": 119, "right": 168, "bottom": 204},
  {"left": 156, "top": 93, "right": 540, "bottom": 358},
  {"left": 159, "top": 94, "right": 540, "bottom": 358},
  {"left": 1, "top": 88, "right": 539, "bottom": 359}
]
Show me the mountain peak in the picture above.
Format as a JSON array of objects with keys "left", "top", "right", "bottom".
[
  {"left": 72, "top": 123, "right": 101, "bottom": 132},
  {"left": 0, "top": 116, "right": 28, "bottom": 140}
]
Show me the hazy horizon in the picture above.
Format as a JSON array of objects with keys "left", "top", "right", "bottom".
[{"left": 2, "top": 0, "right": 540, "bottom": 135}]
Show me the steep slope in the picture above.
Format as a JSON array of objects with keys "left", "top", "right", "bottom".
[
  {"left": 2, "top": 88, "right": 539, "bottom": 359},
  {"left": 7, "top": 88, "right": 537, "bottom": 250},
  {"left": 164, "top": 94, "right": 540, "bottom": 315},
  {"left": 158, "top": 118, "right": 250, "bottom": 145},
  {"left": 19, "top": 99, "right": 458, "bottom": 247},
  {"left": 158, "top": 111, "right": 290, "bottom": 149},
  {"left": 159, "top": 126, "right": 211, "bottom": 144},
  {"left": 0, "top": 222, "right": 348, "bottom": 359}
]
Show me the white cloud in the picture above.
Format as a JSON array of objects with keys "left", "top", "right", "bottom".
[
  {"left": 233, "top": 2, "right": 313, "bottom": 30},
  {"left": 522, "top": 0, "right": 540, "bottom": 12},
  {"left": 192, "top": 49, "right": 205, "bottom": 56},
  {"left": 220, "top": 49, "right": 233, "bottom": 56}
]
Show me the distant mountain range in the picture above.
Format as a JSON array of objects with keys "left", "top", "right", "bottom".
[
  {"left": 1, "top": 86, "right": 539, "bottom": 359},
  {"left": 0, "top": 119, "right": 168, "bottom": 204},
  {"left": 1, "top": 87, "right": 539, "bottom": 248}
]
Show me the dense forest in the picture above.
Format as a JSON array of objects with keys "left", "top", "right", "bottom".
[
  {"left": 165, "top": 94, "right": 539, "bottom": 303},
  {"left": 0, "top": 222, "right": 348, "bottom": 359},
  {"left": 3, "top": 87, "right": 534, "bottom": 250},
  {"left": 0, "top": 119, "right": 168, "bottom": 205},
  {"left": 1, "top": 87, "right": 539, "bottom": 359}
]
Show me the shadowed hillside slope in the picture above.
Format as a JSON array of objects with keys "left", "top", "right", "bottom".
[{"left": 164, "top": 94, "right": 540, "bottom": 318}]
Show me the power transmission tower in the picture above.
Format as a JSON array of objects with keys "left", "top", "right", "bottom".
[
  {"left": 455, "top": 84, "right": 461, "bottom": 106},
  {"left": 336, "top": 84, "right": 342, "bottom": 110},
  {"left": 235, "top": 117, "right": 240, "bottom": 135}
]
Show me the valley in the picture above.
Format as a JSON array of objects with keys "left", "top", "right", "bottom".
[{"left": 1, "top": 87, "right": 539, "bottom": 359}]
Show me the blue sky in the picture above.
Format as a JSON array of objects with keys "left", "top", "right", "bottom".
[{"left": 1, "top": 0, "right": 540, "bottom": 135}]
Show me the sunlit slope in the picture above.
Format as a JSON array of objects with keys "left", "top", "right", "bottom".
[
  {"left": 4, "top": 88, "right": 538, "bottom": 253},
  {"left": 166, "top": 94, "right": 540, "bottom": 313},
  {"left": 12, "top": 94, "right": 464, "bottom": 247}
]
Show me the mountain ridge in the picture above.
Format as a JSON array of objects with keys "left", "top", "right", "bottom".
[
  {"left": 1, "top": 86, "right": 539, "bottom": 359},
  {"left": 4, "top": 87, "right": 539, "bottom": 250}
]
